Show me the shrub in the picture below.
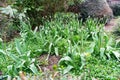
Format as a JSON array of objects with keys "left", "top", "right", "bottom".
[{"left": 7, "top": 0, "right": 83, "bottom": 26}]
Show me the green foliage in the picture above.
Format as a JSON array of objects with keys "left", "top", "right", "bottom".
[
  {"left": 0, "top": 0, "right": 85, "bottom": 41},
  {"left": 0, "top": 39, "right": 39, "bottom": 76},
  {"left": 0, "top": 5, "right": 27, "bottom": 41},
  {"left": 6, "top": 0, "right": 83, "bottom": 26},
  {"left": 0, "top": 0, "right": 84, "bottom": 40},
  {"left": 0, "top": 13, "right": 119, "bottom": 79},
  {"left": 83, "top": 57, "right": 120, "bottom": 80}
]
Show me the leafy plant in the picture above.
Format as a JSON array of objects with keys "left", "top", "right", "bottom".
[
  {"left": 0, "top": 12, "right": 120, "bottom": 79},
  {"left": 0, "top": 39, "right": 39, "bottom": 76},
  {"left": 0, "top": 5, "right": 27, "bottom": 41}
]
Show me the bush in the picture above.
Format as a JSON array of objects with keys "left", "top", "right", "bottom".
[{"left": 7, "top": 0, "right": 83, "bottom": 26}]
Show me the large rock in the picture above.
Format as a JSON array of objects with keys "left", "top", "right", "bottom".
[
  {"left": 79, "top": 0, "right": 113, "bottom": 23},
  {"left": 107, "top": 0, "right": 120, "bottom": 16}
]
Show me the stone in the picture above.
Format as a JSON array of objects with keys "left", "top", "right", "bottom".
[
  {"left": 79, "top": 0, "right": 113, "bottom": 23},
  {"left": 107, "top": 0, "right": 120, "bottom": 16}
]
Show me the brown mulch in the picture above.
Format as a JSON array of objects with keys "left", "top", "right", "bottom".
[{"left": 37, "top": 54, "right": 61, "bottom": 72}]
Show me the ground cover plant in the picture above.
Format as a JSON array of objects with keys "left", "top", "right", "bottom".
[{"left": 0, "top": 13, "right": 120, "bottom": 80}]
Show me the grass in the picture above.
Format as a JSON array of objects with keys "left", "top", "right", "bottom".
[{"left": 0, "top": 13, "right": 120, "bottom": 80}]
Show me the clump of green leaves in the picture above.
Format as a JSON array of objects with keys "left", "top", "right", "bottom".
[
  {"left": 0, "top": 39, "right": 39, "bottom": 76},
  {"left": 0, "top": 13, "right": 119, "bottom": 79}
]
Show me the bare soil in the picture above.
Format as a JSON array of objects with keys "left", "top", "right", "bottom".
[
  {"left": 105, "top": 18, "right": 120, "bottom": 32},
  {"left": 37, "top": 54, "right": 61, "bottom": 72}
]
